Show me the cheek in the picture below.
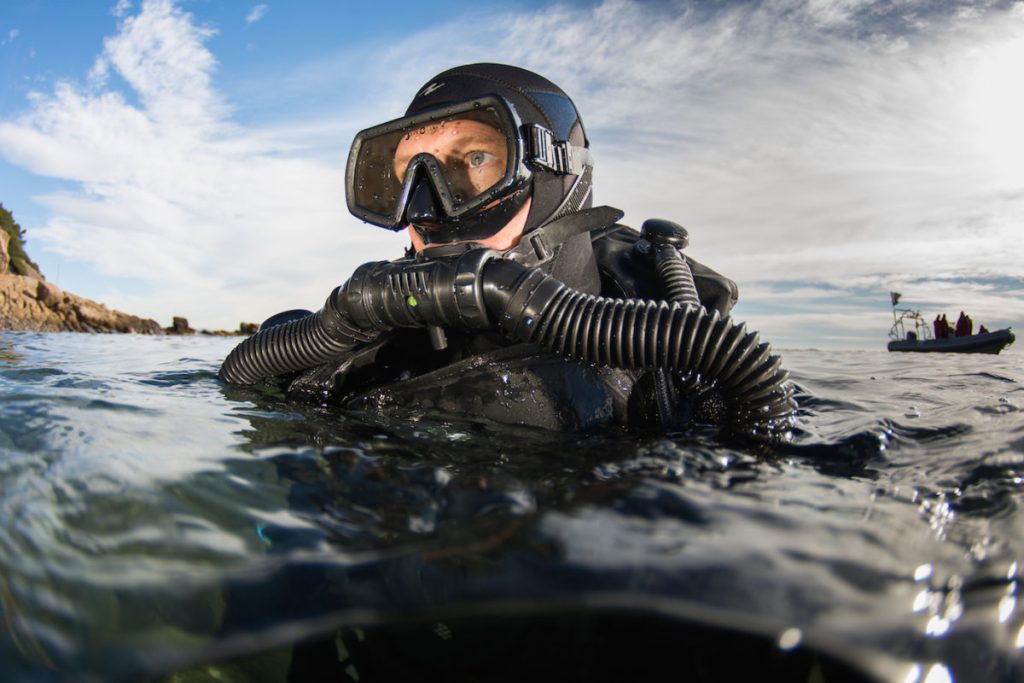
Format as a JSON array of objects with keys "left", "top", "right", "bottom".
[
  {"left": 467, "top": 165, "right": 501, "bottom": 193},
  {"left": 408, "top": 225, "right": 427, "bottom": 251}
]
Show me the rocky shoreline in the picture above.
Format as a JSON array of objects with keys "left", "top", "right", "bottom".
[
  {"left": 0, "top": 230, "right": 254, "bottom": 336},
  {"left": 0, "top": 272, "right": 165, "bottom": 333}
]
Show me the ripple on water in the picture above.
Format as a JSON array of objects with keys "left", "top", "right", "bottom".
[{"left": 0, "top": 337, "right": 1023, "bottom": 682}]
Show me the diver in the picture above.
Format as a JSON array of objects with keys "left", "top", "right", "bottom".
[{"left": 220, "top": 63, "right": 795, "bottom": 435}]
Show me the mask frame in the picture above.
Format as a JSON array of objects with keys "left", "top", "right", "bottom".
[
  {"left": 346, "top": 96, "right": 530, "bottom": 231},
  {"left": 346, "top": 95, "right": 593, "bottom": 232}
]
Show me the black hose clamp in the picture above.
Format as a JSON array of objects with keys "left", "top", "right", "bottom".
[{"left": 451, "top": 249, "right": 497, "bottom": 329}]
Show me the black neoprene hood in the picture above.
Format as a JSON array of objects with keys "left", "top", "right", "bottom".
[
  {"left": 405, "top": 63, "right": 588, "bottom": 146},
  {"left": 404, "top": 63, "right": 593, "bottom": 234}
]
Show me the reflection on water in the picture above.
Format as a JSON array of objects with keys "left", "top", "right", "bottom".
[
  {"left": 0, "top": 574, "right": 55, "bottom": 672},
  {"left": 0, "top": 332, "right": 1022, "bottom": 681},
  {"left": 0, "top": 340, "right": 22, "bottom": 367}
]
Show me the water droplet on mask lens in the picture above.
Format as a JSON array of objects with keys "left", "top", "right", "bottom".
[
  {"left": 372, "top": 193, "right": 380, "bottom": 200},
  {"left": 453, "top": 194, "right": 463, "bottom": 203},
  {"left": 419, "top": 127, "right": 426, "bottom": 134},
  {"left": 777, "top": 628, "right": 802, "bottom": 651}
]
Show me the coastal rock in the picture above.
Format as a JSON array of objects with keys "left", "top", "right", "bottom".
[
  {"left": 0, "top": 272, "right": 164, "bottom": 334},
  {"left": 201, "top": 322, "right": 260, "bottom": 337},
  {"left": 36, "top": 280, "right": 63, "bottom": 309},
  {"left": 1, "top": 204, "right": 165, "bottom": 334},
  {"left": 18, "top": 261, "right": 44, "bottom": 281},
  {"left": 166, "top": 316, "right": 196, "bottom": 335}
]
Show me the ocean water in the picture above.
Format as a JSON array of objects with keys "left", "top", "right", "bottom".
[{"left": 0, "top": 330, "right": 1021, "bottom": 682}]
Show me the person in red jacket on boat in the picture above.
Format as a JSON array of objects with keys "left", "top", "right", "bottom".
[{"left": 955, "top": 311, "right": 974, "bottom": 337}]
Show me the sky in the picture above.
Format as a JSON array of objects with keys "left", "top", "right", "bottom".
[{"left": 0, "top": 0, "right": 1022, "bottom": 350}]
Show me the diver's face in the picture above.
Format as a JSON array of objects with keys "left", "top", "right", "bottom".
[
  {"left": 393, "top": 118, "right": 508, "bottom": 202},
  {"left": 394, "top": 118, "right": 528, "bottom": 251}
]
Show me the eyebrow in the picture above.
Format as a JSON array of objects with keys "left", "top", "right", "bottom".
[
  {"left": 450, "top": 129, "right": 504, "bottom": 146},
  {"left": 394, "top": 133, "right": 505, "bottom": 165}
]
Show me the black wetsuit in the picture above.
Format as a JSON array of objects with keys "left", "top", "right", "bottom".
[{"left": 285, "top": 207, "right": 738, "bottom": 432}]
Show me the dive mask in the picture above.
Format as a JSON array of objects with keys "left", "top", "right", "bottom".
[{"left": 346, "top": 95, "right": 592, "bottom": 244}]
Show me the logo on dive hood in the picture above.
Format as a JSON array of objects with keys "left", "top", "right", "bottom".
[{"left": 419, "top": 82, "right": 445, "bottom": 96}]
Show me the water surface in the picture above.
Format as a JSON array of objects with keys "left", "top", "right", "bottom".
[{"left": 0, "top": 332, "right": 1021, "bottom": 681}]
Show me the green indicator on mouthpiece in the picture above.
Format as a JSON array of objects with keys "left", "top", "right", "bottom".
[{"left": 407, "top": 295, "right": 418, "bottom": 307}]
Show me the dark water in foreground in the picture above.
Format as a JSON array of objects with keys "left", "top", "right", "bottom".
[{"left": 0, "top": 331, "right": 1021, "bottom": 682}]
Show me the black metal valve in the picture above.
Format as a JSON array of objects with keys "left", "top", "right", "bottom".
[
  {"left": 636, "top": 219, "right": 699, "bottom": 307},
  {"left": 640, "top": 218, "right": 689, "bottom": 249}
]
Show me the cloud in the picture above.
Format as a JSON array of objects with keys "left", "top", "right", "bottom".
[
  {"left": 245, "top": 4, "right": 269, "bottom": 25},
  {"left": 0, "top": 0, "right": 1021, "bottom": 346},
  {"left": 0, "top": 0, "right": 405, "bottom": 329},
  {"left": 2, "top": 29, "right": 19, "bottom": 46},
  {"left": 111, "top": 0, "right": 132, "bottom": 18},
  {"left": 486, "top": 0, "right": 1024, "bottom": 342}
]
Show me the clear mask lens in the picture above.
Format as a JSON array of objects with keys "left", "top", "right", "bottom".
[{"left": 350, "top": 104, "right": 517, "bottom": 226}]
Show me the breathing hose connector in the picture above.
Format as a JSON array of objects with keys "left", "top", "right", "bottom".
[
  {"left": 218, "top": 251, "right": 496, "bottom": 385},
  {"left": 635, "top": 218, "right": 702, "bottom": 308},
  {"left": 341, "top": 249, "right": 494, "bottom": 332}
]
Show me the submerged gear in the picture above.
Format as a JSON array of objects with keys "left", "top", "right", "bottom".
[
  {"left": 220, "top": 211, "right": 794, "bottom": 437},
  {"left": 346, "top": 64, "right": 594, "bottom": 245}
]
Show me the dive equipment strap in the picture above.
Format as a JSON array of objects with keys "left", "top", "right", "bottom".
[
  {"left": 526, "top": 124, "right": 593, "bottom": 175},
  {"left": 506, "top": 205, "right": 624, "bottom": 267}
]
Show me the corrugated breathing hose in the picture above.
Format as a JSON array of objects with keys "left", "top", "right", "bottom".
[
  {"left": 220, "top": 247, "right": 796, "bottom": 434},
  {"left": 218, "top": 288, "right": 376, "bottom": 386}
]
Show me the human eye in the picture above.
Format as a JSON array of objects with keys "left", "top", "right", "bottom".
[{"left": 466, "top": 150, "right": 498, "bottom": 169}]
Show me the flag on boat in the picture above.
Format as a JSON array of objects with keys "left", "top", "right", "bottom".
[{"left": 890, "top": 292, "right": 901, "bottom": 306}]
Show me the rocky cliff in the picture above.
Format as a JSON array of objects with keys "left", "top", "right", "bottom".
[{"left": 0, "top": 230, "right": 164, "bottom": 334}]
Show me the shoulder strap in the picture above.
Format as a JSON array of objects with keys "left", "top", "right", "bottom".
[{"left": 506, "top": 205, "right": 624, "bottom": 267}]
